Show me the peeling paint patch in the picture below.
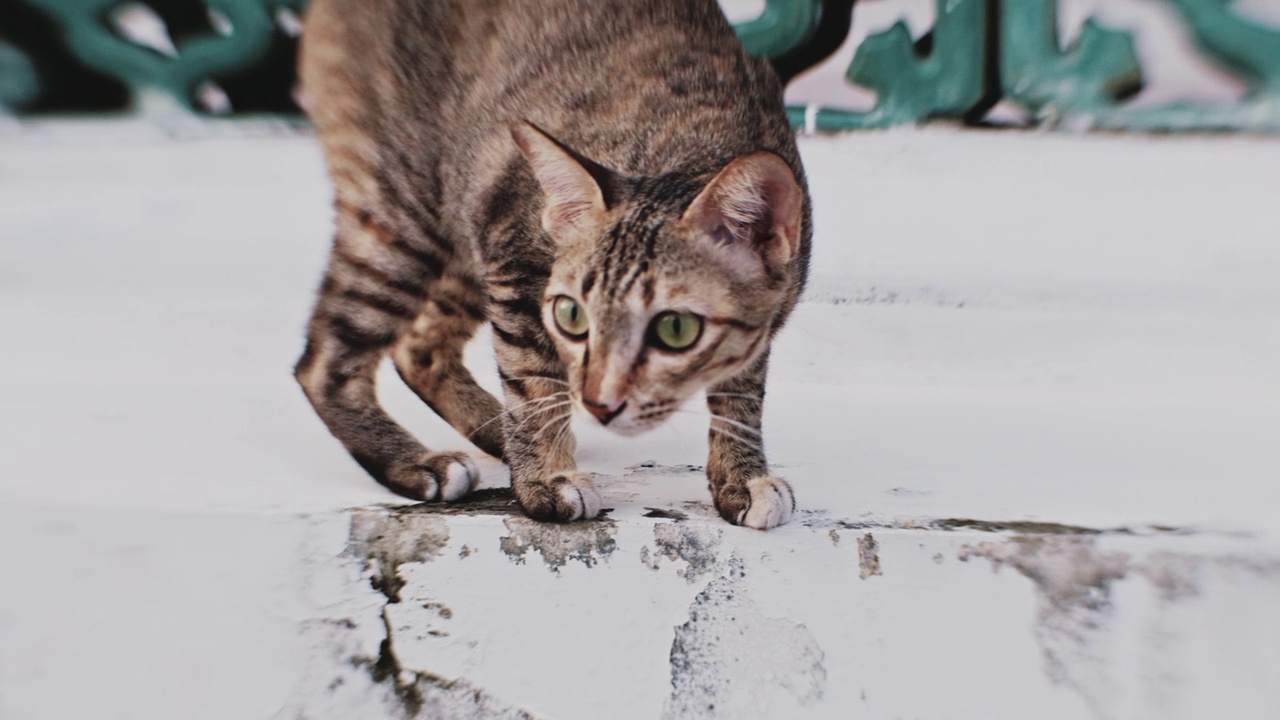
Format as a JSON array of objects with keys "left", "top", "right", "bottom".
[
  {"left": 857, "top": 533, "right": 882, "bottom": 579},
  {"left": 641, "top": 523, "right": 722, "bottom": 583},
  {"left": 349, "top": 510, "right": 450, "bottom": 603},
  {"left": 665, "top": 558, "right": 826, "bottom": 719},
  {"left": 498, "top": 516, "right": 617, "bottom": 572},
  {"left": 960, "top": 536, "right": 1131, "bottom": 717}
]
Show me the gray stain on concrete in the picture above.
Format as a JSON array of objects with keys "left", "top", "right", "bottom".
[
  {"left": 961, "top": 536, "right": 1131, "bottom": 718},
  {"left": 349, "top": 510, "right": 451, "bottom": 603},
  {"left": 857, "top": 532, "right": 882, "bottom": 579},
  {"left": 665, "top": 558, "right": 826, "bottom": 719},
  {"left": 641, "top": 523, "right": 723, "bottom": 583},
  {"left": 499, "top": 516, "right": 618, "bottom": 572}
]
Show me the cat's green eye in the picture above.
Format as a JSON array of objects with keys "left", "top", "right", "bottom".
[
  {"left": 552, "top": 296, "right": 589, "bottom": 339},
  {"left": 650, "top": 311, "right": 703, "bottom": 351}
]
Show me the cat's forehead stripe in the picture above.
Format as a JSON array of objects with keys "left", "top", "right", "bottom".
[
  {"left": 601, "top": 215, "right": 660, "bottom": 300},
  {"left": 704, "top": 316, "right": 764, "bottom": 333}
]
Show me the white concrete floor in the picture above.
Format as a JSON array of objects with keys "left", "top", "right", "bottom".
[{"left": 1, "top": 123, "right": 1278, "bottom": 719}]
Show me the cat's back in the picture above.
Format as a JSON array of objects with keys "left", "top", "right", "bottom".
[{"left": 300, "top": 0, "right": 790, "bottom": 171}]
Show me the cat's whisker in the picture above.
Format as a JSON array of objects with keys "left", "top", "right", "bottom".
[
  {"left": 521, "top": 399, "right": 574, "bottom": 423},
  {"left": 467, "top": 392, "right": 569, "bottom": 437},
  {"left": 531, "top": 411, "right": 573, "bottom": 444},
  {"left": 708, "top": 413, "right": 763, "bottom": 437},
  {"left": 513, "top": 392, "right": 573, "bottom": 412},
  {"left": 548, "top": 414, "right": 575, "bottom": 451},
  {"left": 468, "top": 392, "right": 570, "bottom": 438},
  {"left": 709, "top": 425, "right": 764, "bottom": 454},
  {"left": 671, "top": 408, "right": 763, "bottom": 438},
  {"left": 520, "top": 400, "right": 574, "bottom": 426}
]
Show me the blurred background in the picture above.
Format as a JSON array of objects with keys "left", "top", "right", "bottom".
[{"left": 3, "top": 0, "right": 1279, "bottom": 132}]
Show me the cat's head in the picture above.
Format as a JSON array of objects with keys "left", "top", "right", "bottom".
[{"left": 512, "top": 122, "right": 805, "bottom": 435}]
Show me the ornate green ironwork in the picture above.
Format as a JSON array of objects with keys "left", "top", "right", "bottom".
[
  {"left": 1000, "top": 0, "right": 1143, "bottom": 124},
  {"left": 812, "top": 0, "right": 989, "bottom": 129},
  {"left": 14, "top": 0, "right": 302, "bottom": 112},
  {"left": 776, "top": 0, "right": 1280, "bottom": 132},
  {"left": 0, "top": 40, "right": 40, "bottom": 109},
  {"left": 1092, "top": 0, "right": 1280, "bottom": 131},
  {"left": 2, "top": 0, "right": 1278, "bottom": 132},
  {"left": 734, "top": 0, "right": 823, "bottom": 60},
  {"left": 1171, "top": 0, "right": 1280, "bottom": 93}
]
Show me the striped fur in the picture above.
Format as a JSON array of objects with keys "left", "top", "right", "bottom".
[{"left": 295, "top": 0, "right": 812, "bottom": 529}]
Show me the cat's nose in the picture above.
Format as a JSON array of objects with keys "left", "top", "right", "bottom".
[{"left": 583, "top": 399, "right": 627, "bottom": 426}]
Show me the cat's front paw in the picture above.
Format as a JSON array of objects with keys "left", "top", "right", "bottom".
[
  {"left": 387, "top": 451, "right": 480, "bottom": 502},
  {"left": 516, "top": 471, "right": 603, "bottom": 523},
  {"left": 715, "top": 476, "right": 794, "bottom": 530}
]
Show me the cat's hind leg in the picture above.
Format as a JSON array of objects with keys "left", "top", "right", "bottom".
[
  {"left": 295, "top": 204, "right": 479, "bottom": 502},
  {"left": 390, "top": 280, "right": 506, "bottom": 460}
]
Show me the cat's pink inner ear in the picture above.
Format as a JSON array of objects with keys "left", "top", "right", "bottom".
[
  {"left": 681, "top": 151, "right": 803, "bottom": 272},
  {"left": 510, "top": 122, "right": 607, "bottom": 239}
]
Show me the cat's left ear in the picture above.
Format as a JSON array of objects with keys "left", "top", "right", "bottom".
[
  {"left": 680, "top": 151, "right": 803, "bottom": 275},
  {"left": 511, "top": 121, "right": 613, "bottom": 240}
]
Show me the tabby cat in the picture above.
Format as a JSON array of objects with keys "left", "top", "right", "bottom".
[{"left": 295, "top": 0, "right": 811, "bottom": 529}]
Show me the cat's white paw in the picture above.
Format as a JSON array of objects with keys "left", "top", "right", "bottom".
[
  {"left": 517, "top": 471, "right": 604, "bottom": 522},
  {"left": 555, "top": 472, "right": 603, "bottom": 521},
  {"left": 439, "top": 457, "right": 480, "bottom": 502},
  {"left": 736, "top": 476, "right": 795, "bottom": 530},
  {"left": 399, "top": 451, "right": 479, "bottom": 502}
]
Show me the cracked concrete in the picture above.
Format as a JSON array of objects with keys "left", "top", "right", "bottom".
[
  {"left": 497, "top": 516, "right": 619, "bottom": 572},
  {"left": 640, "top": 523, "right": 723, "bottom": 583}
]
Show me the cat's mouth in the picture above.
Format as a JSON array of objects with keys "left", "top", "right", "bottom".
[{"left": 574, "top": 396, "right": 679, "bottom": 437}]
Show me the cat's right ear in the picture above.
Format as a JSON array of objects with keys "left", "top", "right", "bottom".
[
  {"left": 679, "top": 151, "right": 804, "bottom": 277},
  {"left": 510, "top": 122, "right": 610, "bottom": 240}
]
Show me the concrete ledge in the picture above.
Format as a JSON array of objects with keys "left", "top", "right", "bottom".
[
  {"left": 5, "top": 493, "right": 1276, "bottom": 719},
  {"left": 2, "top": 126, "right": 1278, "bottom": 718}
]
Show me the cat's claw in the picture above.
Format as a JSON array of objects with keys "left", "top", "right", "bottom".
[
  {"left": 519, "top": 471, "right": 603, "bottom": 522},
  {"left": 733, "top": 476, "right": 794, "bottom": 530}
]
